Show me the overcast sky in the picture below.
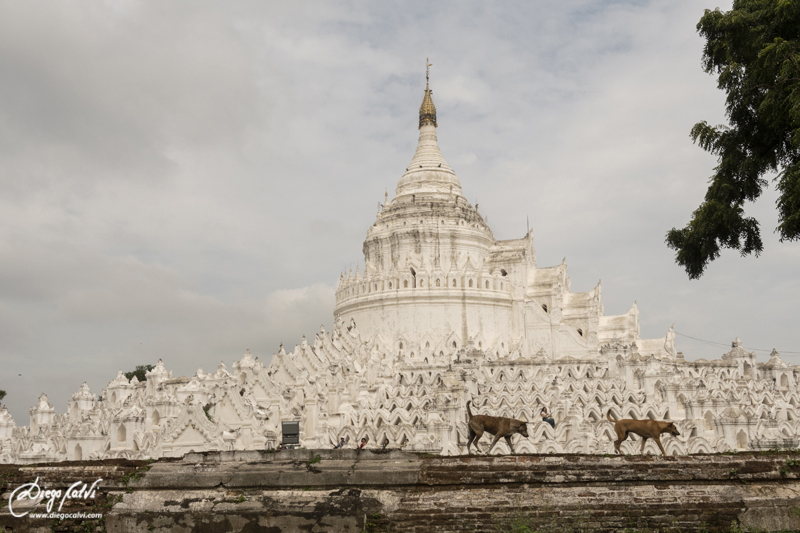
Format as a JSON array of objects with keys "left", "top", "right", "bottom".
[{"left": 2, "top": 0, "right": 798, "bottom": 423}]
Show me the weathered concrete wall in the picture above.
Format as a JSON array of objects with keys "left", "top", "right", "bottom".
[{"left": 3, "top": 450, "right": 800, "bottom": 532}]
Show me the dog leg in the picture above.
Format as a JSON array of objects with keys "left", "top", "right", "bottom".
[
  {"left": 504, "top": 435, "right": 515, "bottom": 455},
  {"left": 613, "top": 428, "right": 626, "bottom": 454},
  {"left": 640, "top": 437, "right": 648, "bottom": 455},
  {"left": 485, "top": 434, "right": 503, "bottom": 455},
  {"left": 471, "top": 429, "right": 484, "bottom": 454},
  {"left": 654, "top": 437, "right": 667, "bottom": 457},
  {"left": 467, "top": 429, "right": 476, "bottom": 455}
]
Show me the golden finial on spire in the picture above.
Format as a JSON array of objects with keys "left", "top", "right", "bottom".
[
  {"left": 419, "top": 57, "right": 437, "bottom": 129},
  {"left": 426, "top": 58, "right": 432, "bottom": 86}
]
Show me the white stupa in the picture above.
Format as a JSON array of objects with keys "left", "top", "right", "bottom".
[
  {"left": 336, "top": 62, "right": 644, "bottom": 360},
  {"left": 2, "top": 68, "right": 798, "bottom": 463}
]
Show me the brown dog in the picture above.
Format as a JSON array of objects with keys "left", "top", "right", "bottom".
[
  {"left": 606, "top": 411, "right": 680, "bottom": 456},
  {"left": 466, "top": 401, "right": 529, "bottom": 455}
]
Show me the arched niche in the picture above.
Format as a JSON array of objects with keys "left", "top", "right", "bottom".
[{"left": 736, "top": 429, "right": 748, "bottom": 450}]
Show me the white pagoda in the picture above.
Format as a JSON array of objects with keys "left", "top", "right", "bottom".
[{"left": 2, "top": 70, "right": 798, "bottom": 463}]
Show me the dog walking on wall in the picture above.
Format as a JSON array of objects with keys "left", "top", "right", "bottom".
[
  {"left": 466, "top": 400, "right": 529, "bottom": 455},
  {"left": 606, "top": 410, "right": 680, "bottom": 456}
]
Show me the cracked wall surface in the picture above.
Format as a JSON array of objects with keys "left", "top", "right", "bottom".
[{"left": 2, "top": 450, "right": 800, "bottom": 532}]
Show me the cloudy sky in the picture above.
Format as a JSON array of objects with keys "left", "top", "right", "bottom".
[{"left": 2, "top": 0, "right": 798, "bottom": 423}]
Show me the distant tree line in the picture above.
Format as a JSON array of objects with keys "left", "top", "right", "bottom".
[{"left": 125, "top": 365, "right": 155, "bottom": 382}]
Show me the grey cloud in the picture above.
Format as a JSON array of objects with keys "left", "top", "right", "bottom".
[{"left": 0, "top": 1, "right": 262, "bottom": 199}]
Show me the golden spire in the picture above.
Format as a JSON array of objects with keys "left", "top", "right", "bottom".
[{"left": 419, "top": 58, "right": 437, "bottom": 129}]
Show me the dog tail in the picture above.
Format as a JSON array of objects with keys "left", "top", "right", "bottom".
[
  {"left": 606, "top": 410, "right": 616, "bottom": 422},
  {"left": 466, "top": 400, "right": 473, "bottom": 419}
]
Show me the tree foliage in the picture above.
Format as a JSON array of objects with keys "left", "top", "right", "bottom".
[
  {"left": 124, "top": 365, "right": 155, "bottom": 382},
  {"left": 666, "top": 0, "right": 800, "bottom": 278},
  {"left": 0, "top": 390, "right": 6, "bottom": 403}
]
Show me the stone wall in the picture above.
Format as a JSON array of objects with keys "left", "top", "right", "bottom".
[{"left": 2, "top": 450, "right": 800, "bottom": 532}]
